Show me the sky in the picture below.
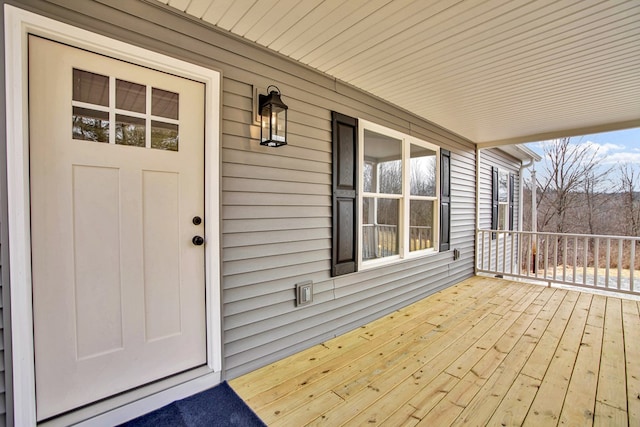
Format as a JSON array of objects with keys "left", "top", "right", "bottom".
[{"left": 523, "top": 127, "right": 640, "bottom": 191}]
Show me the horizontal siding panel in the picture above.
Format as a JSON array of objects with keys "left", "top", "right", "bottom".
[
  {"left": 224, "top": 249, "right": 329, "bottom": 276},
  {"left": 224, "top": 260, "right": 330, "bottom": 289},
  {"left": 288, "top": 110, "right": 331, "bottom": 134},
  {"left": 224, "top": 282, "right": 337, "bottom": 332},
  {"left": 223, "top": 192, "right": 330, "bottom": 207},
  {"left": 223, "top": 105, "right": 253, "bottom": 125},
  {"left": 287, "top": 120, "right": 332, "bottom": 144},
  {"left": 223, "top": 239, "right": 330, "bottom": 262},
  {"left": 224, "top": 291, "right": 299, "bottom": 317},
  {"left": 223, "top": 228, "right": 331, "bottom": 248},
  {"left": 335, "top": 258, "right": 455, "bottom": 300},
  {"left": 223, "top": 145, "right": 331, "bottom": 172},
  {"left": 224, "top": 274, "right": 334, "bottom": 318},
  {"left": 223, "top": 272, "right": 331, "bottom": 306},
  {"left": 223, "top": 217, "right": 330, "bottom": 234},
  {"left": 223, "top": 163, "right": 331, "bottom": 185},
  {"left": 222, "top": 177, "right": 330, "bottom": 196},
  {"left": 332, "top": 253, "right": 445, "bottom": 287},
  {"left": 223, "top": 91, "right": 252, "bottom": 112},
  {"left": 224, "top": 78, "right": 253, "bottom": 97},
  {"left": 222, "top": 205, "right": 330, "bottom": 220}
]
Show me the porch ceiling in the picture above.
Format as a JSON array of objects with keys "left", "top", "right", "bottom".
[{"left": 158, "top": 0, "right": 640, "bottom": 146}]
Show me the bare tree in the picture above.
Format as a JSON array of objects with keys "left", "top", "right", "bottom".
[
  {"left": 536, "top": 137, "right": 611, "bottom": 234},
  {"left": 619, "top": 162, "right": 640, "bottom": 237}
]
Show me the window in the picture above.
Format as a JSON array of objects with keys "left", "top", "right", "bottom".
[
  {"left": 497, "top": 170, "right": 509, "bottom": 230},
  {"left": 360, "top": 122, "right": 439, "bottom": 265},
  {"left": 492, "top": 167, "right": 515, "bottom": 235},
  {"left": 72, "top": 68, "right": 180, "bottom": 151},
  {"left": 331, "top": 113, "right": 450, "bottom": 276}
]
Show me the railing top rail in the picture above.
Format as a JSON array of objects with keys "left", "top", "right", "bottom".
[{"left": 477, "top": 228, "right": 640, "bottom": 242}]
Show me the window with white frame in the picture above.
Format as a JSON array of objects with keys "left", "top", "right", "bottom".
[
  {"left": 360, "top": 122, "right": 439, "bottom": 265},
  {"left": 491, "top": 166, "right": 514, "bottom": 236},
  {"left": 497, "top": 169, "right": 509, "bottom": 230}
]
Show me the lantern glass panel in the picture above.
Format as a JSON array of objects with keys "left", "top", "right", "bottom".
[
  {"left": 260, "top": 104, "right": 271, "bottom": 143},
  {"left": 272, "top": 108, "right": 286, "bottom": 143}
]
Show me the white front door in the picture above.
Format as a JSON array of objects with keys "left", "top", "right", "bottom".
[{"left": 29, "top": 35, "right": 207, "bottom": 420}]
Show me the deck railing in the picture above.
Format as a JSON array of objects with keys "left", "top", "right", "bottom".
[
  {"left": 476, "top": 229, "right": 640, "bottom": 296},
  {"left": 363, "top": 225, "right": 433, "bottom": 260},
  {"left": 363, "top": 224, "right": 398, "bottom": 259}
]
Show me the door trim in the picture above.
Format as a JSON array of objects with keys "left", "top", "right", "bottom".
[{"left": 4, "top": 5, "right": 222, "bottom": 425}]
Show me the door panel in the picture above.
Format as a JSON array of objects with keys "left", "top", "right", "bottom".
[{"left": 29, "top": 35, "right": 207, "bottom": 420}]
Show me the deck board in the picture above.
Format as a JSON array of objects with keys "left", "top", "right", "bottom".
[
  {"left": 622, "top": 299, "right": 640, "bottom": 427},
  {"left": 230, "top": 277, "right": 640, "bottom": 426},
  {"left": 558, "top": 294, "right": 605, "bottom": 426}
]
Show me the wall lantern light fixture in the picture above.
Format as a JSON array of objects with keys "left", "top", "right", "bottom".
[{"left": 259, "top": 85, "right": 288, "bottom": 147}]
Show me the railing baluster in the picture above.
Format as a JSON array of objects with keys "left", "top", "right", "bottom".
[
  {"left": 480, "top": 231, "right": 484, "bottom": 271},
  {"left": 617, "top": 239, "right": 623, "bottom": 290},
  {"left": 510, "top": 232, "right": 515, "bottom": 275},
  {"left": 571, "top": 236, "right": 578, "bottom": 282},
  {"left": 502, "top": 232, "right": 507, "bottom": 275},
  {"left": 552, "top": 237, "right": 558, "bottom": 281},
  {"left": 488, "top": 232, "right": 493, "bottom": 272},
  {"left": 631, "top": 240, "right": 636, "bottom": 292},
  {"left": 605, "top": 238, "right": 611, "bottom": 288},
  {"left": 543, "top": 235, "right": 549, "bottom": 280},
  {"left": 562, "top": 236, "right": 568, "bottom": 282},
  {"left": 594, "top": 237, "right": 599, "bottom": 287},
  {"left": 583, "top": 237, "right": 588, "bottom": 285}
]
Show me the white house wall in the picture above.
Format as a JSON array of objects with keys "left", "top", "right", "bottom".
[{"left": 0, "top": 0, "right": 480, "bottom": 422}]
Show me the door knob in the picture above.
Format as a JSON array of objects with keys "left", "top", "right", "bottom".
[{"left": 192, "top": 236, "right": 204, "bottom": 246}]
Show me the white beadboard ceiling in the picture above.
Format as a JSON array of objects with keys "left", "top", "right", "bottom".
[{"left": 158, "top": 0, "right": 640, "bottom": 146}]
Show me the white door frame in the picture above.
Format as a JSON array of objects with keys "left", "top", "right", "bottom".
[{"left": 4, "top": 5, "right": 222, "bottom": 425}]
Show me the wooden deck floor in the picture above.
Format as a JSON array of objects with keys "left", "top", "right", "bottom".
[{"left": 230, "top": 276, "right": 640, "bottom": 426}]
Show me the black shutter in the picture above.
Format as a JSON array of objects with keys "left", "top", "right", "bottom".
[
  {"left": 491, "top": 166, "right": 498, "bottom": 239},
  {"left": 439, "top": 149, "right": 451, "bottom": 252},
  {"left": 331, "top": 112, "right": 358, "bottom": 276},
  {"left": 509, "top": 173, "right": 515, "bottom": 231}
]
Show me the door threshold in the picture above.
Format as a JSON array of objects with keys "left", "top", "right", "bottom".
[{"left": 39, "top": 367, "right": 221, "bottom": 427}]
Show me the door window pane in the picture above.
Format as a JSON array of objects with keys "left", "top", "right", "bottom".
[
  {"left": 410, "top": 144, "right": 436, "bottom": 197},
  {"left": 116, "top": 115, "right": 145, "bottom": 147},
  {"left": 73, "top": 69, "right": 109, "bottom": 106},
  {"left": 72, "top": 71, "right": 183, "bottom": 152},
  {"left": 152, "top": 88, "right": 179, "bottom": 120},
  {"left": 72, "top": 107, "right": 109, "bottom": 142},
  {"left": 410, "top": 200, "right": 434, "bottom": 251},
  {"left": 116, "top": 79, "right": 146, "bottom": 113},
  {"left": 151, "top": 121, "right": 178, "bottom": 151}
]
